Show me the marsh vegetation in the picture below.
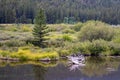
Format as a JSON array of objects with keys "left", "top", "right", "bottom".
[{"left": 0, "top": 20, "right": 120, "bottom": 61}]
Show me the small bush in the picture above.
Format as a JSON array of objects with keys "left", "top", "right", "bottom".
[
  {"left": 72, "top": 22, "right": 83, "bottom": 31},
  {"left": 8, "top": 27, "right": 18, "bottom": 32},
  {"left": 76, "top": 41, "right": 91, "bottom": 55},
  {"left": 48, "top": 28, "right": 56, "bottom": 32},
  {"left": 62, "top": 29, "right": 75, "bottom": 34},
  {"left": 58, "top": 49, "right": 70, "bottom": 56},
  {"left": 62, "top": 34, "right": 73, "bottom": 42},
  {"left": 88, "top": 40, "right": 109, "bottom": 56},
  {"left": 112, "top": 28, "right": 120, "bottom": 43},
  {"left": 47, "top": 39, "right": 64, "bottom": 47},
  {"left": 112, "top": 37, "right": 120, "bottom": 43},
  {"left": 108, "top": 42, "right": 120, "bottom": 55},
  {"left": 0, "top": 25, "right": 5, "bottom": 30},
  {"left": 0, "top": 50, "right": 10, "bottom": 57},
  {"left": 1, "top": 40, "right": 26, "bottom": 47},
  {"left": 21, "top": 25, "right": 32, "bottom": 32}
]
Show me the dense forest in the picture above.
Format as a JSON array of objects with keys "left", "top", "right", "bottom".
[{"left": 0, "top": 0, "right": 120, "bottom": 24}]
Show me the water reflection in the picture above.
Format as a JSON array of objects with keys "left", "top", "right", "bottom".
[
  {"left": 33, "top": 65, "right": 47, "bottom": 80},
  {"left": 81, "top": 57, "right": 120, "bottom": 77},
  {"left": 0, "top": 57, "right": 120, "bottom": 80},
  {"left": 0, "top": 61, "right": 58, "bottom": 80},
  {"left": 65, "top": 56, "right": 120, "bottom": 77},
  {"left": 68, "top": 62, "right": 85, "bottom": 71}
]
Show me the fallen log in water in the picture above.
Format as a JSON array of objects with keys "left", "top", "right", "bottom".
[{"left": 67, "top": 54, "right": 85, "bottom": 65}]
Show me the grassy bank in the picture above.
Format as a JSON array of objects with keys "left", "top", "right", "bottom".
[
  {"left": 0, "top": 21, "right": 120, "bottom": 61},
  {"left": 0, "top": 46, "right": 59, "bottom": 61}
]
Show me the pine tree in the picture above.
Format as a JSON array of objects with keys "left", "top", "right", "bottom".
[{"left": 33, "top": 9, "right": 48, "bottom": 47}]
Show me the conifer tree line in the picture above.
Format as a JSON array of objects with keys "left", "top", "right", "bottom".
[{"left": 0, "top": 0, "right": 120, "bottom": 24}]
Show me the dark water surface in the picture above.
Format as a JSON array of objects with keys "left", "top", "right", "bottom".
[{"left": 0, "top": 57, "right": 120, "bottom": 80}]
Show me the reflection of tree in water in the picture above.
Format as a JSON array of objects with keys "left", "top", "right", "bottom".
[
  {"left": 32, "top": 61, "right": 58, "bottom": 80},
  {"left": 81, "top": 57, "right": 120, "bottom": 77},
  {"left": 33, "top": 65, "right": 47, "bottom": 80}
]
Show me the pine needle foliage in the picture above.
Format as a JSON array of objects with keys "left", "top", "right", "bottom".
[{"left": 33, "top": 9, "right": 48, "bottom": 47}]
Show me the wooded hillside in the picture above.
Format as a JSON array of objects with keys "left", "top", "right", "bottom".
[{"left": 0, "top": 0, "right": 120, "bottom": 24}]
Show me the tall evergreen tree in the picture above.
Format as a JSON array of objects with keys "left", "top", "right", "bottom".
[{"left": 33, "top": 9, "right": 48, "bottom": 47}]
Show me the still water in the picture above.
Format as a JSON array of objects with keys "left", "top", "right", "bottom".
[{"left": 0, "top": 57, "right": 120, "bottom": 80}]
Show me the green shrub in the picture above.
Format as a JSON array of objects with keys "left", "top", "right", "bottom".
[
  {"left": 62, "top": 29, "right": 75, "bottom": 34},
  {"left": 48, "top": 27, "right": 56, "bottom": 32},
  {"left": 108, "top": 42, "right": 120, "bottom": 55},
  {"left": 47, "top": 39, "right": 64, "bottom": 47},
  {"left": 0, "top": 50, "right": 10, "bottom": 57},
  {"left": 76, "top": 41, "right": 91, "bottom": 55},
  {"left": 62, "top": 39, "right": 120, "bottom": 56},
  {"left": 0, "top": 25, "right": 5, "bottom": 30},
  {"left": 1, "top": 40, "right": 26, "bottom": 47},
  {"left": 78, "top": 21, "right": 115, "bottom": 41},
  {"left": 20, "top": 25, "right": 32, "bottom": 32},
  {"left": 58, "top": 49, "right": 70, "bottom": 56},
  {"left": 59, "top": 41, "right": 91, "bottom": 56},
  {"left": 7, "top": 26, "right": 18, "bottom": 32},
  {"left": 88, "top": 40, "right": 109, "bottom": 56},
  {"left": 72, "top": 22, "right": 83, "bottom": 31},
  {"left": 112, "top": 28, "right": 120, "bottom": 43},
  {"left": 62, "top": 34, "right": 73, "bottom": 42},
  {"left": 112, "top": 37, "right": 120, "bottom": 43}
]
